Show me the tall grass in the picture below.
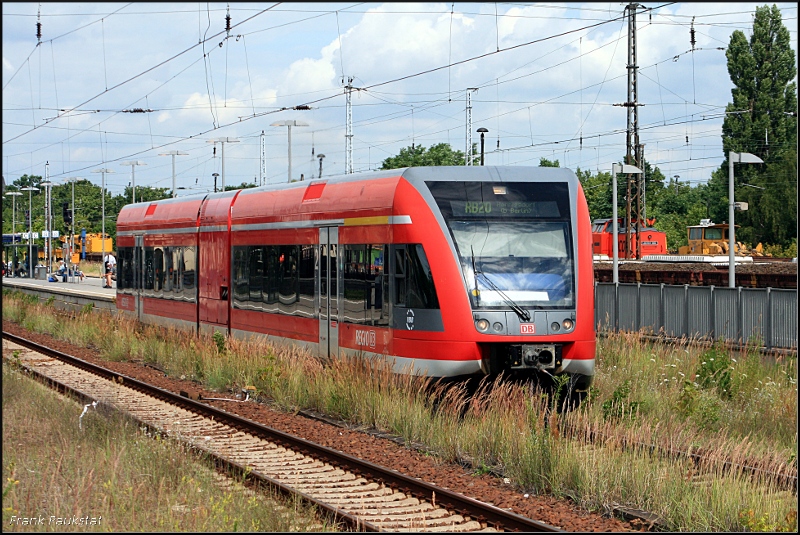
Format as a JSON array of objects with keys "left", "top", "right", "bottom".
[
  {"left": 1, "top": 364, "right": 333, "bottom": 532},
  {"left": 3, "top": 290, "right": 797, "bottom": 532}
]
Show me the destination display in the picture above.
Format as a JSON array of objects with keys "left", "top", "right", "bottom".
[{"left": 449, "top": 200, "right": 560, "bottom": 218}]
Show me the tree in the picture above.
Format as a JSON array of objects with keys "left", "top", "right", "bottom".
[
  {"left": 707, "top": 4, "right": 797, "bottom": 247},
  {"left": 381, "top": 143, "right": 473, "bottom": 169},
  {"left": 539, "top": 157, "right": 560, "bottom": 167}
]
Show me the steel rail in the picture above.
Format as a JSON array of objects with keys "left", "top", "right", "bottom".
[{"left": 3, "top": 331, "right": 562, "bottom": 533}]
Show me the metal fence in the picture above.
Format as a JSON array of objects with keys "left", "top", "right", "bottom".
[{"left": 595, "top": 283, "right": 798, "bottom": 351}]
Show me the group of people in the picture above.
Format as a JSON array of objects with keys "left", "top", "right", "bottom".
[
  {"left": 56, "top": 260, "right": 85, "bottom": 281},
  {"left": 4, "top": 252, "right": 116, "bottom": 286}
]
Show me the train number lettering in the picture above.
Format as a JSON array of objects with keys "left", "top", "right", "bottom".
[
  {"left": 355, "top": 329, "right": 376, "bottom": 348},
  {"left": 520, "top": 324, "right": 536, "bottom": 334},
  {"left": 465, "top": 202, "right": 492, "bottom": 214}
]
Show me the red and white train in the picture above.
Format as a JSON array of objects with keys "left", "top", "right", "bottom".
[{"left": 115, "top": 166, "right": 595, "bottom": 392}]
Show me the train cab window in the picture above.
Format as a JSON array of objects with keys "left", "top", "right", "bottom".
[
  {"left": 689, "top": 228, "right": 703, "bottom": 240},
  {"left": 704, "top": 228, "right": 723, "bottom": 240},
  {"left": 392, "top": 244, "right": 439, "bottom": 310},
  {"left": 426, "top": 180, "right": 574, "bottom": 308}
]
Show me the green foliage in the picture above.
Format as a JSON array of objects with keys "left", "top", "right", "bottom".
[
  {"left": 707, "top": 5, "right": 797, "bottom": 248},
  {"left": 695, "top": 345, "right": 734, "bottom": 400},
  {"left": 538, "top": 157, "right": 560, "bottom": 167},
  {"left": 44, "top": 295, "right": 56, "bottom": 307},
  {"left": 739, "top": 509, "right": 798, "bottom": 532},
  {"left": 213, "top": 330, "right": 226, "bottom": 354},
  {"left": 381, "top": 142, "right": 472, "bottom": 168},
  {"left": 601, "top": 380, "right": 641, "bottom": 421},
  {"left": 764, "top": 238, "right": 797, "bottom": 258},
  {"left": 676, "top": 382, "right": 722, "bottom": 430}
]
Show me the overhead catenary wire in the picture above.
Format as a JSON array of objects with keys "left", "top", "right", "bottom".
[{"left": 4, "top": 2, "right": 793, "bottom": 192}]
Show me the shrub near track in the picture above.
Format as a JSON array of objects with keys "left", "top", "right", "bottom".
[{"left": 3, "top": 290, "right": 797, "bottom": 532}]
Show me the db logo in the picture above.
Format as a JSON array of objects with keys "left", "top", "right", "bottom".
[{"left": 520, "top": 324, "right": 536, "bottom": 335}]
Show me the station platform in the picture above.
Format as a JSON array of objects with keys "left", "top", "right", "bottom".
[{"left": 2, "top": 273, "right": 116, "bottom": 312}]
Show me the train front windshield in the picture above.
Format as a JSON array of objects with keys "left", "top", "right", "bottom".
[{"left": 427, "top": 181, "right": 575, "bottom": 309}]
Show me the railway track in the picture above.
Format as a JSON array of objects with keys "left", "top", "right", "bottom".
[{"left": 2, "top": 331, "right": 561, "bottom": 533}]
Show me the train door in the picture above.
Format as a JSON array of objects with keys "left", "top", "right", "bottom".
[
  {"left": 135, "top": 235, "right": 144, "bottom": 322},
  {"left": 318, "top": 227, "right": 341, "bottom": 358}
]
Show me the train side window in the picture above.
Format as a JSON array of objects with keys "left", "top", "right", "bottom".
[
  {"left": 162, "top": 247, "right": 173, "bottom": 295},
  {"left": 392, "top": 244, "right": 439, "bottom": 310},
  {"left": 117, "top": 247, "right": 134, "bottom": 291},
  {"left": 278, "top": 245, "right": 299, "bottom": 314},
  {"left": 250, "top": 246, "right": 264, "bottom": 307},
  {"left": 704, "top": 228, "right": 722, "bottom": 240},
  {"left": 182, "top": 247, "right": 196, "bottom": 295},
  {"left": 232, "top": 246, "right": 249, "bottom": 307},
  {"left": 263, "top": 246, "right": 279, "bottom": 306},
  {"left": 298, "top": 245, "right": 315, "bottom": 317},
  {"left": 171, "top": 248, "right": 182, "bottom": 298},
  {"left": 689, "top": 228, "right": 702, "bottom": 240},
  {"left": 370, "top": 244, "right": 388, "bottom": 326},
  {"left": 343, "top": 244, "right": 367, "bottom": 324},
  {"left": 394, "top": 246, "right": 407, "bottom": 306},
  {"left": 143, "top": 248, "right": 155, "bottom": 293},
  {"left": 153, "top": 247, "right": 165, "bottom": 295}
]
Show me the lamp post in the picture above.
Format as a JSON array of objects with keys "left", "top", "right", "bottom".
[
  {"left": 92, "top": 168, "right": 114, "bottom": 273},
  {"left": 728, "top": 151, "right": 763, "bottom": 288},
  {"left": 212, "top": 173, "right": 220, "bottom": 193},
  {"left": 159, "top": 150, "right": 189, "bottom": 197},
  {"left": 4, "top": 191, "right": 22, "bottom": 275},
  {"left": 64, "top": 177, "right": 81, "bottom": 281},
  {"left": 40, "top": 180, "right": 54, "bottom": 273},
  {"left": 21, "top": 186, "right": 38, "bottom": 278},
  {"left": 206, "top": 138, "right": 239, "bottom": 191},
  {"left": 611, "top": 163, "right": 642, "bottom": 284},
  {"left": 120, "top": 160, "right": 146, "bottom": 204},
  {"left": 271, "top": 120, "right": 308, "bottom": 183},
  {"left": 317, "top": 154, "right": 325, "bottom": 178},
  {"left": 477, "top": 128, "right": 488, "bottom": 166}
]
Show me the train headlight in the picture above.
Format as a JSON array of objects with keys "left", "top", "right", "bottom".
[
  {"left": 492, "top": 322, "right": 504, "bottom": 333},
  {"left": 475, "top": 319, "right": 490, "bottom": 332},
  {"left": 551, "top": 322, "right": 561, "bottom": 332},
  {"left": 562, "top": 318, "right": 574, "bottom": 330}
]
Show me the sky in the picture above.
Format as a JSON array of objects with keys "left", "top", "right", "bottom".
[{"left": 2, "top": 2, "right": 798, "bottom": 198}]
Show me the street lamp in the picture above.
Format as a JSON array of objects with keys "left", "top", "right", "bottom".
[
  {"left": 40, "top": 180, "right": 54, "bottom": 273},
  {"left": 611, "top": 163, "right": 642, "bottom": 285},
  {"left": 158, "top": 150, "right": 189, "bottom": 197},
  {"left": 317, "top": 154, "right": 325, "bottom": 178},
  {"left": 4, "top": 191, "right": 22, "bottom": 275},
  {"left": 64, "top": 177, "right": 81, "bottom": 281},
  {"left": 120, "top": 160, "right": 146, "bottom": 204},
  {"left": 212, "top": 173, "right": 220, "bottom": 193},
  {"left": 728, "top": 151, "right": 763, "bottom": 288},
  {"left": 206, "top": 138, "right": 239, "bottom": 191},
  {"left": 477, "top": 128, "right": 488, "bottom": 166},
  {"left": 92, "top": 168, "right": 114, "bottom": 273},
  {"left": 271, "top": 120, "right": 308, "bottom": 183},
  {"left": 20, "top": 186, "right": 39, "bottom": 278}
]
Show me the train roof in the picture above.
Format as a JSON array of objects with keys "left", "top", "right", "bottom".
[{"left": 117, "top": 166, "right": 580, "bottom": 232}]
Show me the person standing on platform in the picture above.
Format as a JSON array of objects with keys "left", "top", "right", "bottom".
[{"left": 104, "top": 251, "right": 116, "bottom": 288}]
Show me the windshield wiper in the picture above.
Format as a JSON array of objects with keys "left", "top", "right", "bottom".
[
  {"left": 475, "top": 269, "right": 532, "bottom": 323},
  {"left": 470, "top": 246, "right": 480, "bottom": 304}
]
